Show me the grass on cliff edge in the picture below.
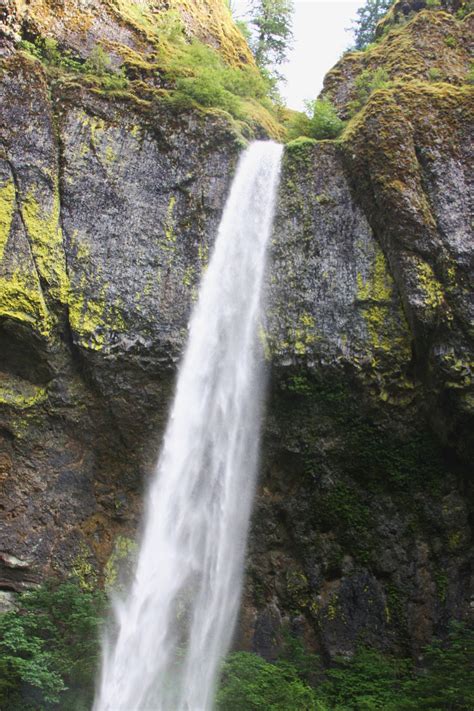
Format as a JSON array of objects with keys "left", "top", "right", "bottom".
[
  {"left": 18, "top": 11, "right": 286, "bottom": 141},
  {"left": 1, "top": 579, "right": 474, "bottom": 710}
]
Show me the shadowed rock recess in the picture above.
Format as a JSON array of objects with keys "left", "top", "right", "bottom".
[{"left": 0, "top": 0, "right": 473, "bottom": 661}]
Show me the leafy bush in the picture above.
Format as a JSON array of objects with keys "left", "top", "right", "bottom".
[
  {"left": 20, "top": 36, "right": 81, "bottom": 72},
  {"left": 468, "top": 63, "right": 474, "bottom": 85},
  {"left": 318, "top": 647, "right": 412, "bottom": 710},
  {"left": 84, "top": 45, "right": 112, "bottom": 76},
  {"left": 216, "top": 625, "right": 474, "bottom": 710},
  {"left": 427, "top": 67, "right": 443, "bottom": 82},
  {"left": 216, "top": 652, "right": 318, "bottom": 710},
  {"left": 348, "top": 67, "right": 391, "bottom": 116},
  {"left": 444, "top": 35, "right": 457, "bottom": 48},
  {"left": 0, "top": 581, "right": 106, "bottom": 710},
  {"left": 164, "top": 38, "right": 275, "bottom": 121},
  {"left": 286, "top": 99, "right": 345, "bottom": 141},
  {"left": 402, "top": 623, "right": 474, "bottom": 710},
  {"left": 456, "top": 0, "right": 474, "bottom": 19}
]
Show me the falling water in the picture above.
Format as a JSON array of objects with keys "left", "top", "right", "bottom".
[{"left": 94, "top": 141, "right": 283, "bottom": 711}]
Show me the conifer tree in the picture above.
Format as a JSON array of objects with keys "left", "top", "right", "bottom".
[
  {"left": 351, "top": 0, "right": 393, "bottom": 50},
  {"left": 250, "top": 0, "right": 293, "bottom": 72}
]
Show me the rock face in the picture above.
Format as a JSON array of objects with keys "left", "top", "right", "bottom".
[{"left": 0, "top": 0, "right": 473, "bottom": 662}]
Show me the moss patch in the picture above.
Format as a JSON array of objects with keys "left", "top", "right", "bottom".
[
  {"left": 0, "top": 178, "right": 15, "bottom": 262},
  {"left": 21, "top": 183, "right": 69, "bottom": 305}
]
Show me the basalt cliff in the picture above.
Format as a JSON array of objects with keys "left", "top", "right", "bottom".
[{"left": 0, "top": 0, "right": 473, "bottom": 663}]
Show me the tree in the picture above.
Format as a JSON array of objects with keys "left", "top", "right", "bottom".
[
  {"left": 216, "top": 651, "right": 318, "bottom": 710},
  {"left": 249, "top": 0, "right": 293, "bottom": 73},
  {"left": 286, "top": 98, "right": 345, "bottom": 141},
  {"left": 402, "top": 623, "right": 474, "bottom": 710},
  {"left": 350, "top": 0, "right": 393, "bottom": 50},
  {"left": 0, "top": 581, "right": 106, "bottom": 710}
]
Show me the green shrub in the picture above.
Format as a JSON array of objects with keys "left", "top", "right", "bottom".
[
  {"left": 216, "top": 652, "right": 318, "bottom": 710},
  {"left": 286, "top": 99, "right": 345, "bottom": 141},
  {"left": 426, "top": 0, "right": 441, "bottom": 8},
  {"left": 216, "top": 626, "right": 474, "bottom": 710},
  {"left": 456, "top": 0, "right": 474, "bottom": 19},
  {"left": 0, "top": 580, "right": 106, "bottom": 710},
  {"left": 84, "top": 45, "right": 112, "bottom": 76},
  {"left": 402, "top": 623, "right": 474, "bottom": 710},
  {"left": 164, "top": 38, "right": 274, "bottom": 121},
  {"left": 427, "top": 67, "right": 443, "bottom": 82},
  {"left": 318, "top": 647, "right": 412, "bottom": 710},
  {"left": 467, "top": 62, "right": 474, "bottom": 85},
  {"left": 348, "top": 67, "right": 391, "bottom": 116}
]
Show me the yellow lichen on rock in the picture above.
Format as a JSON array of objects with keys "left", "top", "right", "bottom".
[
  {"left": 0, "top": 268, "right": 52, "bottom": 336},
  {"left": 21, "top": 183, "right": 69, "bottom": 305},
  {"left": 413, "top": 258, "right": 445, "bottom": 311},
  {"left": 0, "top": 178, "right": 15, "bottom": 262},
  {"left": 104, "top": 535, "right": 138, "bottom": 591},
  {"left": 0, "top": 374, "right": 47, "bottom": 409},
  {"left": 357, "top": 246, "right": 410, "bottom": 358}
]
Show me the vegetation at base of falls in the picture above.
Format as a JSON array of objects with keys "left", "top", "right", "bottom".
[
  {"left": 216, "top": 624, "right": 474, "bottom": 709},
  {"left": 1, "top": 579, "right": 472, "bottom": 710},
  {"left": 216, "top": 652, "right": 317, "bottom": 710},
  {"left": 349, "top": 0, "right": 393, "bottom": 51},
  {"left": 17, "top": 10, "right": 285, "bottom": 139},
  {"left": 285, "top": 99, "right": 346, "bottom": 141},
  {"left": 0, "top": 580, "right": 105, "bottom": 710}
]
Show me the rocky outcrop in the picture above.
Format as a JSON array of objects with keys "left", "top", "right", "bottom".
[
  {"left": 323, "top": 8, "right": 473, "bottom": 118},
  {"left": 0, "top": 0, "right": 473, "bottom": 663},
  {"left": 1, "top": 0, "right": 253, "bottom": 66}
]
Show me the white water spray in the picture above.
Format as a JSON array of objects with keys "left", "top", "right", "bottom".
[{"left": 94, "top": 141, "right": 283, "bottom": 711}]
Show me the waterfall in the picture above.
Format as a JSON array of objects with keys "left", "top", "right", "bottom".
[{"left": 94, "top": 140, "right": 283, "bottom": 711}]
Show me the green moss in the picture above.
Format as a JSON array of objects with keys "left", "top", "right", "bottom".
[
  {"left": 69, "top": 290, "right": 126, "bottom": 351},
  {"left": 104, "top": 536, "right": 138, "bottom": 592},
  {"left": 434, "top": 570, "right": 448, "bottom": 603},
  {"left": 448, "top": 531, "right": 462, "bottom": 550},
  {"left": 258, "top": 324, "right": 272, "bottom": 361},
  {"left": 21, "top": 184, "right": 69, "bottom": 304},
  {"left": 414, "top": 259, "right": 445, "bottom": 310},
  {"left": 197, "top": 240, "right": 209, "bottom": 268},
  {"left": 285, "top": 313, "right": 318, "bottom": 357},
  {"left": 0, "top": 178, "right": 15, "bottom": 261},
  {"left": 71, "top": 543, "right": 98, "bottom": 592},
  {"left": 357, "top": 246, "right": 410, "bottom": 360},
  {"left": 182, "top": 264, "right": 196, "bottom": 289},
  {"left": 163, "top": 195, "right": 176, "bottom": 246},
  {"left": 326, "top": 594, "right": 339, "bottom": 621},
  {"left": 67, "top": 235, "right": 128, "bottom": 350}
]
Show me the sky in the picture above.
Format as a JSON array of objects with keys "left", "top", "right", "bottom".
[{"left": 234, "top": 0, "right": 366, "bottom": 111}]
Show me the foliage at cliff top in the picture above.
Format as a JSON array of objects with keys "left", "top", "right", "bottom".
[
  {"left": 284, "top": 3, "right": 472, "bottom": 142},
  {"left": 350, "top": 0, "right": 393, "bottom": 50},
  {"left": 323, "top": 5, "right": 473, "bottom": 117},
  {"left": 11, "top": 1, "right": 286, "bottom": 139},
  {"left": 5, "top": 0, "right": 254, "bottom": 67}
]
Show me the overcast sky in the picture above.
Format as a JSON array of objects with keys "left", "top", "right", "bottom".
[{"left": 234, "top": 0, "right": 366, "bottom": 111}]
